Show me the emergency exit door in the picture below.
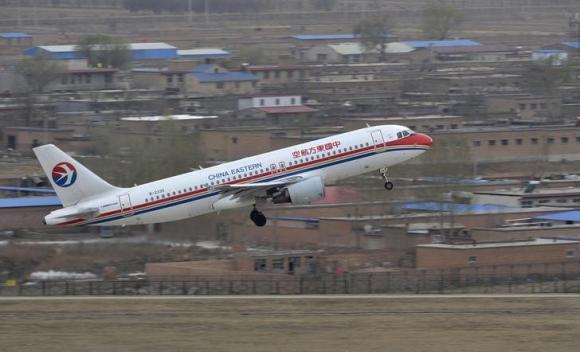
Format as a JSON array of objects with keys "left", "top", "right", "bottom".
[{"left": 119, "top": 194, "right": 133, "bottom": 217}]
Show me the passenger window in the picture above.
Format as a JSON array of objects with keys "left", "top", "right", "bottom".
[{"left": 397, "top": 132, "right": 402, "bottom": 139}]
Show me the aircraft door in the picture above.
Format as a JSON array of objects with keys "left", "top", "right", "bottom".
[
  {"left": 119, "top": 194, "right": 133, "bottom": 217},
  {"left": 370, "top": 130, "right": 385, "bottom": 148}
]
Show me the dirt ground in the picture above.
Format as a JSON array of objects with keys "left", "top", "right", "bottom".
[{"left": 0, "top": 295, "right": 579, "bottom": 352}]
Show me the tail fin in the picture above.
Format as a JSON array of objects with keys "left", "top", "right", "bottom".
[{"left": 33, "top": 144, "right": 120, "bottom": 207}]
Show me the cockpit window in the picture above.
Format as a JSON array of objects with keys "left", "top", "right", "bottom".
[{"left": 397, "top": 129, "right": 416, "bottom": 139}]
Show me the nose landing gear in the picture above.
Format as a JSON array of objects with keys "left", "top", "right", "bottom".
[
  {"left": 250, "top": 206, "right": 267, "bottom": 227},
  {"left": 380, "top": 167, "right": 394, "bottom": 191}
]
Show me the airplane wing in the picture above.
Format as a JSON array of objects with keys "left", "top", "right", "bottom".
[
  {"left": 215, "top": 176, "right": 303, "bottom": 195},
  {"left": 212, "top": 176, "right": 304, "bottom": 209}
]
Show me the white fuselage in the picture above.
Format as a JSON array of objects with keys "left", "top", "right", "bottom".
[{"left": 54, "top": 125, "right": 431, "bottom": 226}]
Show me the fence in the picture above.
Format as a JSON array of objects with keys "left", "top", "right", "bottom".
[{"left": 2, "top": 270, "right": 580, "bottom": 296}]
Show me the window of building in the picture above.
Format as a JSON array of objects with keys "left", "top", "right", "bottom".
[
  {"left": 516, "top": 138, "right": 523, "bottom": 145},
  {"left": 531, "top": 138, "right": 538, "bottom": 144},
  {"left": 538, "top": 199, "right": 550, "bottom": 204},
  {"left": 252, "top": 81, "right": 257, "bottom": 87},
  {"left": 501, "top": 139, "right": 509, "bottom": 146},
  {"left": 178, "top": 74, "right": 184, "bottom": 83},
  {"left": 561, "top": 137, "right": 568, "bottom": 143},
  {"left": 556, "top": 199, "right": 568, "bottom": 203},
  {"left": 166, "top": 75, "right": 173, "bottom": 83},
  {"left": 254, "top": 259, "right": 267, "bottom": 272},
  {"left": 451, "top": 124, "right": 458, "bottom": 129},
  {"left": 473, "top": 140, "right": 481, "bottom": 147},
  {"left": 287, "top": 70, "right": 294, "bottom": 78},
  {"left": 231, "top": 137, "right": 238, "bottom": 144},
  {"left": 259, "top": 99, "right": 265, "bottom": 106},
  {"left": 521, "top": 200, "right": 533, "bottom": 207},
  {"left": 275, "top": 98, "right": 280, "bottom": 105},
  {"left": 518, "top": 103, "right": 526, "bottom": 110},
  {"left": 235, "top": 81, "right": 240, "bottom": 88},
  {"left": 271, "top": 258, "right": 284, "bottom": 271},
  {"left": 264, "top": 72, "right": 270, "bottom": 79},
  {"left": 540, "top": 103, "right": 546, "bottom": 109},
  {"left": 290, "top": 97, "right": 296, "bottom": 104},
  {"left": 468, "top": 256, "right": 477, "bottom": 264},
  {"left": 547, "top": 137, "right": 554, "bottom": 144},
  {"left": 574, "top": 198, "right": 580, "bottom": 203},
  {"left": 530, "top": 103, "right": 538, "bottom": 110},
  {"left": 576, "top": 137, "right": 580, "bottom": 143},
  {"left": 216, "top": 82, "right": 224, "bottom": 89},
  {"left": 566, "top": 249, "right": 576, "bottom": 258},
  {"left": 85, "top": 74, "right": 91, "bottom": 84},
  {"left": 488, "top": 140, "right": 496, "bottom": 146},
  {"left": 274, "top": 71, "right": 280, "bottom": 78}
]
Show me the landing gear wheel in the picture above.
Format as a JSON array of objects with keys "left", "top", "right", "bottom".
[
  {"left": 250, "top": 208, "right": 267, "bottom": 227},
  {"left": 380, "top": 167, "right": 394, "bottom": 191}
]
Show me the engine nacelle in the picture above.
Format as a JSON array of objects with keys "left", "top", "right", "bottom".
[{"left": 272, "top": 177, "right": 325, "bottom": 205}]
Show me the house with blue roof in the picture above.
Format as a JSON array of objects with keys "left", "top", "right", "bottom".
[
  {"left": 24, "top": 42, "right": 178, "bottom": 63},
  {"left": 0, "top": 32, "right": 32, "bottom": 55},
  {"left": 132, "top": 64, "right": 258, "bottom": 95},
  {"left": 402, "top": 39, "right": 481, "bottom": 49}
]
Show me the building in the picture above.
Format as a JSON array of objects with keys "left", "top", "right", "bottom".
[
  {"left": 119, "top": 114, "right": 220, "bottom": 134},
  {"left": 432, "top": 45, "right": 519, "bottom": 62},
  {"left": 303, "top": 42, "right": 415, "bottom": 64},
  {"left": 24, "top": 42, "right": 178, "bottom": 65},
  {"left": 237, "top": 95, "right": 318, "bottom": 125},
  {"left": 432, "top": 125, "right": 580, "bottom": 163},
  {"left": 132, "top": 64, "right": 258, "bottom": 95},
  {"left": 0, "top": 196, "right": 60, "bottom": 230},
  {"left": 245, "top": 65, "right": 309, "bottom": 85},
  {"left": 416, "top": 238, "right": 580, "bottom": 269},
  {"left": 532, "top": 49, "right": 568, "bottom": 65},
  {"left": 0, "top": 32, "right": 32, "bottom": 55},
  {"left": 473, "top": 187, "right": 580, "bottom": 208},
  {"left": 484, "top": 94, "right": 561, "bottom": 121},
  {"left": 177, "top": 48, "right": 230, "bottom": 63},
  {"left": 342, "top": 115, "right": 463, "bottom": 133},
  {"left": 402, "top": 39, "right": 481, "bottom": 49},
  {"left": 145, "top": 249, "right": 321, "bottom": 279}
]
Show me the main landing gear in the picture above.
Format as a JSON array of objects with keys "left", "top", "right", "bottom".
[
  {"left": 380, "top": 167, "right": 394, "bottom": 191},
  {"left": 250, "top": 206, "right": 267, "bottom": 227}
]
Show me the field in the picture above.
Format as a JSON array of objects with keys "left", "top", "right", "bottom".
[{"left": 0, "top": 295, "right": 579, "bottom": 352}]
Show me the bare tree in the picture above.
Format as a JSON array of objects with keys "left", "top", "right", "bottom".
[
  {"left": 353, "top": 14, "right": 394, "bottom": 62},
  {"left": 421, "top": 2, "right": 464, "bottom": 40},
  {"left": 76, "top": 34, "right": 131, "bottom": 69},
  {"left": 17, "top": 52, "right": 64, "bottom": 93}
]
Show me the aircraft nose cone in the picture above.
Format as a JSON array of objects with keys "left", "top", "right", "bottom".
[{"left": 417, "top": 133, "right": 433, "bottom": 148}]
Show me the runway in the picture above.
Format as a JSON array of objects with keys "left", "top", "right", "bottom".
[{"left": 1, "top": 294, "right": 579, "bottom": 352}]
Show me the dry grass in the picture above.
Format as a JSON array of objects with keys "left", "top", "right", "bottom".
[{"left": 0, "top": 296, "right": 579, "bottom": 352}]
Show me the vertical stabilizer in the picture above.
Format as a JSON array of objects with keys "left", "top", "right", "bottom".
[{"left": 33, "top": 144, "right": 120, "bottom": 207}]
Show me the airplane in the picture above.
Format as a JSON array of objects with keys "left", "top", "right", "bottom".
[{"left": 33, "top": 125, "right": 432, "bottom": 227}]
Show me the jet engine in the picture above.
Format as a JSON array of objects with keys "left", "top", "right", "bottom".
[{"left": 272, "top": 176, "right": 325, "bottom": 205}]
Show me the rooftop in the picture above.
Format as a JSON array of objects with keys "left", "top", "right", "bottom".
[
  {"left": 257, "top": 105, "right": 318, "bottom": 114},
  {"left": 532, "top": 210, "right": 580, "bottom": 223},
  {"left": 418, "top": 238, "right": 580, "bottom": 249},
  {"left": 0, "top": 196, "right": 61, "bottom": 209},
  {"left": 0, "top": 32, "right": 31, "bottom": 39},
  {"left": 121, "top": 114, "right": 218, "bottom": 121},
  {"left": 475, "top": 188, "right": 580, "bottom": 197},
  {"left": 403, "top": 39, "right": 481, "bottom": 48},
  {"left": 177, "top": 48, "right": 230, "bottom": 58},
  {"left": 193, "top": 72, "right": 258, "bottom": 82},
  {"left": 292, "top": 34, "right": 359, "bottom": 41},
  {"left": 401, "top": 201, "right": 515, "bottom": 213}
]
